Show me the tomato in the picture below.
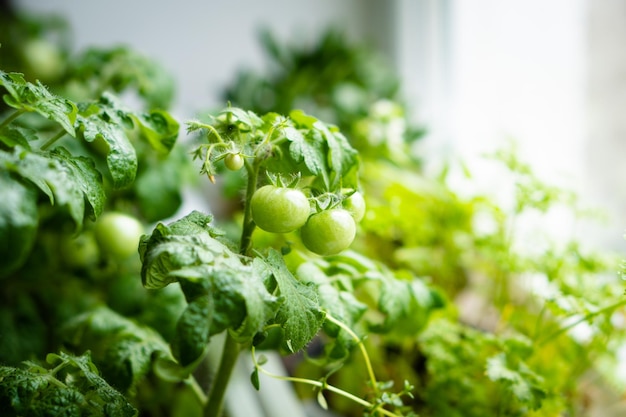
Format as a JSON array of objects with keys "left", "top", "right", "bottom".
[
  {"left": 342, "top": 191, "right": 366, "bottom": 222},
  {"left": 60, "top": 230, "right": 100, "bottom": 269},
  {"left": 94, "top": 212, "right": 145, "bottom": 260},
  {"left": 300, "top": 209, "right": 356, "bottom": 256},
  {"left": 224, "top": 153, "right": 244, "bottom": 171},
  {"left": 251, "top": 185, "right": 310, "bottom": 233}
]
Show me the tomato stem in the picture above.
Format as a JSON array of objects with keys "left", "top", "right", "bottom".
[
  {"left": 203, "top": 333, "right": 240, "bottom": 417},
  {"left": 0, "top": 108, "right": 26, "bottom": 131},
  {"left": 40, "top": 130, "right": 66, "bottom": 150},
  {"left": 203, "top": 156, "right": 261, "bottom": 417},
  {"left": 240, "top": 157, "right": 260, "bottom": 256}
]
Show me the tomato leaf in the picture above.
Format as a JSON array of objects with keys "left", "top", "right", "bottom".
[
  {"left": 132, "top": 109, "right": 179, "bottom": 154},
  {"left": 0, "top": 146, "right": 105, "bottom": 227},
  {"left": 0, "top": 171, "right": 38, "bottom": 278},
  {"left": 0, "top": 125, "right": 36, "bottom": 149},
  {"left": 75, "top": 99, "right": 136, "bottom": 189},
  {"left": 75, "top": 93, "right": 180, "bottom": 189},
  {"left": 265, "top": 249, "right": 325, "bottom": 353},
  {"left": 140, "top": 211, "right": 279, "bottom": 359},
  {"left": 66, "top": 46, "right": 176, "bottom": 109},
  {"left": 0, "top": 351, "right": 137, "bottom": 417},
  {"left": 0, "top": 70, "right": 78, "bottom": 136},
  {"left": 63, "top": 306, "right": 175, "bottom": 394}
]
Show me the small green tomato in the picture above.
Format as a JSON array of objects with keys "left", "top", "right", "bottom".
[
  {"left": 224, "top": 153, "right": 244, "bottom": 171},
  {"left": 342, "top": 191, "right": 366, "bottom": 222}
]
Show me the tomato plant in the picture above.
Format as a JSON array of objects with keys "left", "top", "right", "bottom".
[{"left": 2, "top": 13, "right": 626, "bottom": 417}]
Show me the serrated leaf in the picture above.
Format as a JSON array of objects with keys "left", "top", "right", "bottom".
[
  {"left": 0, "top": 171, "right": 38, "bottom": 277},
  {"left": 140, "top": 211, "right": 279, "bottom": 354},
  {"left": 62, "top": 306, "right": 174, "bottom": 393},
  {"left": 0, "top": 146, "right": 105, "bottom": 227},
  {"left": 0, "top": 351, "right": 137, "bottom": 417},
  {"left": 266, "top": 249, "right": 325, "bottom": 353},
  {"left": 138, "top": 211, "right": 224, "bottom": 290},
  {"left": 75, "top": 100, "right": 137, "bottom": 189},
  {"left": 0, "top": 70, "right": 78, "bottom": 135}
]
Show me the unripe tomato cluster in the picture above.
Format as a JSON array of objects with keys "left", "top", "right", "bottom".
[{"left": 250, "top": 185, "right": 365, "bottom": 256}]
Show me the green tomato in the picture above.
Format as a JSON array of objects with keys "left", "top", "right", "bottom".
[
  {"left": 22, "top": 38, "right": 65, "bottom": 82},
  {"left": 251, "top": 185, "right": 310, "bottom": 233},
  {"left": 300, "top": 209, "right": 356, "bottom": 256},
  {"left": 94, "top": 212, "right": 145, "bottom": 260},
  {"left": 343, "top": 191, "right": 366, "bottom": 222},
  {"left": 60, "top": 230, "right": 100, "bottom": 269},
  {"left": 224, "top": 153, "right": 244, "bottom": 171}
]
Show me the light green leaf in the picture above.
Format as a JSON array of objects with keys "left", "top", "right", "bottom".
[
  {"left": 0, "top": 70, "right": 78, "bottom": 136},
  {"left": 132, "top": 109, "right": 179, "bottom": 153},
  {"left": 486, "top": 353, "right": 546, "bottom": 410}
]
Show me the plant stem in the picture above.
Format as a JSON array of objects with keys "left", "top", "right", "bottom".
[
  {"left": 203, "top": 333, "right": 241, "bottom": 417},
  {"left": 251, "top": 349, "right": 400, "bottom": 417},
  {"left": 40, "top": 130, "right": 66, "bottom": 150},
  {"left": 203, "top": 157, "right": 261, "bottom": 417},
  {"left": 538, "top": 297, "right": 626, "bottom": 346},
  {"left": 240, "top": 158, "right": 260, "bottom": 256},
  {"left": 0, "top": 109, "right": 25, "bottom": 130},
  {"left": 325, "top": 314, "right": 379, "bottom": 397}
]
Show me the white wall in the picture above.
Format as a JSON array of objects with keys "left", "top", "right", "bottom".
[{"left": 17, "top": 0, "right": 376, "bottom": 116}]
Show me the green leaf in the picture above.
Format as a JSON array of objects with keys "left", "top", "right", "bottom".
[
  {"left": 0, "top": 351, "right": 137, "bottom": 417},
  {"left": 372, "top": 271, "right": 435, "bottom": 336},
  {"left": 0, "top": 70, "right": 78, "bottom": 135},
  {"left": 0, "top": 125, "right": 36, "bottom": 149},
  {"left": 0, "top": 146, "right": 104, "bottom": 227},
  {"left": 75, "top": 98, "right": 137, "bottom": 189},
  {"left": 486, "top": 353, "right": 546, "bottom": 410},
  {"left": 172, "top": 295, "right": 212, "bottom": 366},
  {"left": 67, "top": 46, "right": 176, "bottom": 109},
  {"left": 63, "top": 306, "right": 175, "bottom": 393},
  {"left": 265, "top": 249, "right": 325, "bottom": 353},
  {"left": 132, "top": 109, "right": 179, "bottom": 153},
  {"left": 134, "top": 146, "right": 191, "bottom": 222},
  {"left": 0, "top": 171, "right": 38, "bottom": 277},
  {"left": 139, "top": 211, "right": 225, "bottom": 290},
  {"left": 140, "top": 211, "right": 279, "bottom": 353}
]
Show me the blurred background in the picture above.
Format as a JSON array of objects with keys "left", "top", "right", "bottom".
[{"left": 10, "top": 0, "right": 625, "bottom": 249}]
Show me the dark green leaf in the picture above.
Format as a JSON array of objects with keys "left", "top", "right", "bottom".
[
  {"left": 0, "top": 352, "right": 137, "bottom": 417},
  {"left": 0, "top": 146, "right": 105, "bottom": 227},
  {"left": 0, "top": 171, "right": 38, "bottom": 277},
  {"left": 63, "top": 306, "right": 174, "bottom": 393},
  {"left": 75, "top": 99, "right": 137, "bottom": 189}
]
